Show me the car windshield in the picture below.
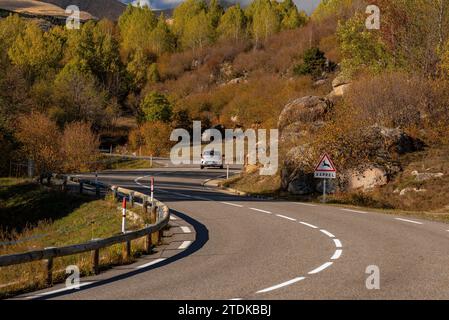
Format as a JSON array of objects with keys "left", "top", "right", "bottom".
[{"left": 204, "top": 150, "right": 221, "bottom": 157}]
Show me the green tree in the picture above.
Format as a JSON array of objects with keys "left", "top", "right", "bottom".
[
  {"left": 150, "top": 14, "right": 176, "bottom": 55},
  {"left": 337, "top": 13, "right": 393, "bottom": 74},
  {"left": 293, "top": 47, "right": 334, "bottom": 78},
  {"left": 217, "top": 4, "right": 247, "bottom": 42},
  {"left": 140, "top": 91, "right": 173, "bottom": 122},
  {"left": 52, "top": 64, "right": 106, "bottom": 127},
  {"left": 118, "top": 5, "right": 158, "bottom": 58},
  {"left": 181, "top": 11, "right": 214, "bottom": 50},
  {"left": 0, "top": 14, "right": 26, "bottom": 65},
  {"left": 172, "top": 0, "right": 208, "bottom": 38},
  {"left": 248, "top": 0, "right": 281, "bottom": 46},
  {"left": 8, "top": 22, "right": 62, "bottom": 81}
]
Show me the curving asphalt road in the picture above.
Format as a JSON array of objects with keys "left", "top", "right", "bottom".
[{"left": 17, "top": 166, "right": 449, "bottom": 300}]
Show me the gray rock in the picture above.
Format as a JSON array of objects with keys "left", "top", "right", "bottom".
[
  {"left": 411, "top": 170, "right": 444, "bottom": 181},
  {"left": 278, "top": 96, "right": 333, "bottom": 132}
]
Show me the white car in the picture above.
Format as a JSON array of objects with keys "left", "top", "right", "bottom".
[{"left": 201, "top": 150, "right": 223, "bottom": 169}]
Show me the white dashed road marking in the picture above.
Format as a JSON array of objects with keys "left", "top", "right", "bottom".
[
  {"left": 249, "top": 208, "right": 272, "bottom": 214},
  {"left": 320, "top": 229, "right": 335, "bottom": 238},
  {"left": 178, "top": 241, "right": 192, "bottom": 249},
  {"left": 136, "top": 258, "right": 166, "bottom": 270},
  {"left": 256, "top": 277, "right": 306, "bottom": 294},
  {"left": 180, "top": 226, "right": 192, "bottom": 233},
  {"left": 333, "top": 239, "right": 342, "bottom": 248},
  {"left": 299, "top": 221, "right": 318, "bottom": 229},
  {"left": 331, "top": 249, "right": 342, "bottom": 260},
  {"left": 221, "top": 202, "right": 243, "bottom": 208},
  {"left": 341, "top": 209, "right": 368, "bottom": 214},
  {"left": 308, "top": 262, "right": 333, "bottom": 275},
  {"left": 276, "top": 214, "right": 296, "bottom": 221},
  {"left": 395, "top": 218, "right": 423, "bottom": 225}
]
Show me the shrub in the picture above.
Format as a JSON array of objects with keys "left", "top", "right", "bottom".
[
  {"left": 140, "top": 91, "right": 173, "bottom": 123},
  {"left": 293, "top": 47, "right": 335, "bottom": 78},
  {"left": 60, "top": 122, "right": 100, "bottom": 172},
  {"left": 130, "top": 121, "right": 173, "bottom": 157}
]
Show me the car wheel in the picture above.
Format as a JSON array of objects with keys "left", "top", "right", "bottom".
[{"left": 200, "top": 166, "right": 204, "bottom": 169}]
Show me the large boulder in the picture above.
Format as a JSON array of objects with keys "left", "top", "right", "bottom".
[
  {"left": 327, "top": 72, "right": 352, "bottom": 102},
  {"left": 280, "top": 125, "right": 423, "bottom": 195},
  {"left": 278, "top": 96, "right": 333, "bottom": 132},
  {"left": 342, "top": 166, "right": 388, "bottom": 192}
]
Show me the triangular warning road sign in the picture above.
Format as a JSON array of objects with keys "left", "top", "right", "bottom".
[{"left": 314, "top": 153, "right": 336, "bottom": 173}]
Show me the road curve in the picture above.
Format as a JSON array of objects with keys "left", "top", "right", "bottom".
[{"left": 17, "top": 167, "right": 449, "bottom": 300}]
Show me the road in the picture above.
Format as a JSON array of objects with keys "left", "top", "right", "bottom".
[{"left": 18, "top": 166, "right": 449, "bottom": 300}]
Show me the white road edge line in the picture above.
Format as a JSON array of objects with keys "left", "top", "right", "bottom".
[
  {"left": 136, "top": 258, "right": 166, "bottom": 269},
  {"left": 333, "top": 239, "right": 342, "bottom": 248},
  {"left": 25, "top": 282, "right": 94, "bottom": 299},
  {"left": 331, "top": 249, "right": 342, "bottom": 260},
  {"left": 249, "top": 208, "right": 272, "bottom": 214},
  {"left": 395, "top": 218, "right": 423, "bottom": 225},
  {"left": 256, "top": 277, "right": 306, "bottom": 294},
  {"left": 341, "top": 208, "right": 368, "bottom": 214},
  {"left": 320, "top": 229, "right": 335, "bottom": 238},
  {"left": 221, "top": 202, "right": 243, "bottom": 208},
  {"left": 295, "top": 202, "right": 317, "bottom": 207},
  {"left": 170, "top": 216, "right": 177, "bottom": 221},
  {"left": 180, "top": 226, "right": 192, "bottom": 233},
  {"left": 178, "top": 241, "right": 192, "bottom": 249},
  {"left": 276, "top": 214, "right": 296, "bottom": 221},
  {"left": 308, "top": 262, "right": 333, "bottom": 274},
  {"left": 299, "top": 221, "right": 318, "bottom": 229}
]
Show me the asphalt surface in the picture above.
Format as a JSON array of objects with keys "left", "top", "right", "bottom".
[{"left": 17, "top": 166, "right": 449, "bottom": 300}]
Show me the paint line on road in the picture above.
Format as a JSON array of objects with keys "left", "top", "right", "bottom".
[
  {"left": 249, "top": 208, "right": 272, "bottom": 214},
  {"left": 221, "top": 202, "right": 243, "bottom": 208},
  {"left": 320, "top": 229, "right": 335, "bottom": 238},
  {"left": 395, "top": 218, "right": 423, "bottom": 225},
  {"left": 178, "top": 241, "right": 192, "bottom": 250},
  {"left": 294, "top": 202, "right": 317, "bottom": 207},
  {"left": 136, "top": 258, "right": 166, "bottom": 270},
  {"left": 256, "top": 277, "right": 306, "bottom": 294},
  {"left": 230, "top": 298, "right": 243, "bottom": 300},
  {"left": 180, "top": 226, "right": 192, "bottom": 233},
  {"left": 333, "top": 239, "right": 342, "bottom": 248},
  {"left": 341, "top": 208, "right": 368, "bottom": 214},
  {"left": 276, "top": 214, "right": 297, "bottom": 221},
  {"left": 170, "top": 216, "right": 177, "bottom": 221},
  {"left": 25, "top": 282, "right": 94, "bottom": 299},
  {"left": 308, "top": 262, "right": 333, "bottom": 275},
  {"left": 299, "top": 221, "right": 318, "bottom": 229},
  {"left": 331, "top": 249, "right": 342, "bottom": 260}
]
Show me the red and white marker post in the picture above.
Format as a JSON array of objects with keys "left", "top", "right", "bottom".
[
  {"left": 150, "top": 177, "right": 154, "bottom": 205},
  {"left": 121, "top": 197, "right": 127, "bottom": 233}
]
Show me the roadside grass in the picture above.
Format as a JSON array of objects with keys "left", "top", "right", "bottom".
[
  {"left": 221, "top": 145, "right": 449, "bottom": 223},
  {"left": 100, "top": 157, "right": 154, "bottom": 170},
  {"left": 0, "top": 178, "right": 150, "bottom": 298},
  {"left": 222, "top": 168, "right": 281, "bottom": 196}
]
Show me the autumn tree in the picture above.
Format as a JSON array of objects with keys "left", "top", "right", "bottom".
[
  {"left": 217, "top": 4, "right": 247, "bottom": 42},
  {"left": 60, "top": 122, "right": 100, "bottom": 172},
  {"left": 140, "top": 91, "right": 173, "bottom": 122},
  {"left": 15, "top": 112, "right": 62, "bottom": 174},
  {"left": 52, "top": 64, "right": 106, "bottom": 127},
  {"left": 247, "top": 0, "right": 281, "bottom": 46},
  {"left": 8, "top": 22, "right": 62, "bottom": 81}
]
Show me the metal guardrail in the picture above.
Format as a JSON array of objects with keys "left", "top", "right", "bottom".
[{"left": 0, "top": 177, "right": 170, "bottom": 286}]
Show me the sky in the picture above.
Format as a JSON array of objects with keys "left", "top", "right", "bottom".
[{"left": 122, "top": 0, "right": 321, "bottom": 14}]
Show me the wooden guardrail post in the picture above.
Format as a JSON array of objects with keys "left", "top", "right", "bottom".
[
  {"left": 112, "top": 186, "right": 118, "bottom": 200},
  {"left": 42, "top": 254, "right": 54, "bottom": 286},
  {"left": 124, "top": 240, "right": 131, "bottom": 261},
  {"left": 144, "top": 233, "right": 152, "bottom": 254},
  {"left": 95, "top": 184, "right": 100, "bottom": 196},
  {"left": 79, "top": 181, "right": 84, "bottom": 194},
  {"left": 129, "top": 192, "right": 134, "bottom": 208},
  {"left": 92, "top": 249, "right": 100, "bottom": 275},
  {"left": 143, "top": 196, "right": 148, "bottom": 214}
]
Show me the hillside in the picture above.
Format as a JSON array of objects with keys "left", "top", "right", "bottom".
[
  {"left": 41, "top": 0, "right": 126, "bottom": 20},
  {"left": 0, "top": 0, "right": 93, "bottom": 20}
]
